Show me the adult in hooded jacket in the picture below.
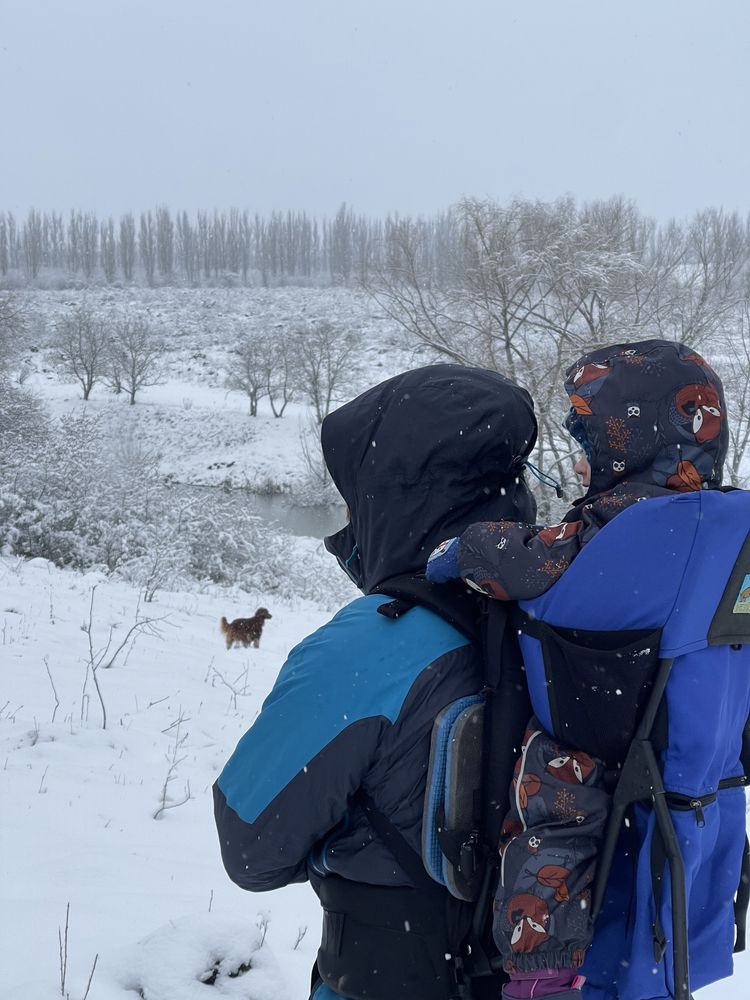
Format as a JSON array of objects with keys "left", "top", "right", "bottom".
[{"left": 213, "top": 364, "right": 538, "bottom": 1000}]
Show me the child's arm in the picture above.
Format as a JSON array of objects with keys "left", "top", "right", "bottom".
[
  {"left": 454, "top": 517, "right": 586, "bottom": 599},
  {"left": 426, "top": 515, "right": 588, "bottom": 600},
  {"left": 426, "top": 483, "right": 657, "bottom": 600}
]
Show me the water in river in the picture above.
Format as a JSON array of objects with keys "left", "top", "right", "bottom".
[
  {"left": 245, "top": 493, "right": 346, "bottom": 539},
  {"left": 174, "top": 484, "right": 345, "bottom": 539}
]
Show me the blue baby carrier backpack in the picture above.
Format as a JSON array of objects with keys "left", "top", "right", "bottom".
[{"left": 515, "top": 488, "right": 750, "bottom": 1000}]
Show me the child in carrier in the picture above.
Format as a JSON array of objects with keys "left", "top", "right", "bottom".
[{"left": 426, "top": 339, "right": 729, "bottom": 1000}]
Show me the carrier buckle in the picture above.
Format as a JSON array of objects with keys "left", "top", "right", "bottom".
[{"left": 459, "top": 831, "right": 480, "bottom": 879}]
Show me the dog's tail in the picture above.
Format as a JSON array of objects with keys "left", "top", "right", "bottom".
[{"left": 219, "top": 616, "right": 229, "bottom": 634}]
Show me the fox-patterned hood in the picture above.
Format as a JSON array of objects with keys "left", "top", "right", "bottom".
[
  {"left": 321, "top": 364, "right": 538, "bottom": 592},
  {"left": 563, "top": 339, "right": 728, "bottom": 498}
]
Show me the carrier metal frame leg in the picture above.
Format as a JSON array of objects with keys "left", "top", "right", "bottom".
[{"left": 590, "top": 657, "right": 691, "bottom": 1000}]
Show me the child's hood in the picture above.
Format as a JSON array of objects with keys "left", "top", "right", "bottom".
[{"left": 563, "top": 339, "right": 728, "bottom": 498}]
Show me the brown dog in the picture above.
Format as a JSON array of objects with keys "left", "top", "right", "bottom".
[{"left": 220, "top": 608, "right": 272, "bottom": 649}]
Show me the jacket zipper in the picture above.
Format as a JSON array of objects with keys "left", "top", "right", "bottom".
[
  {"left": 665, "top": 776, "right": 747, "bottom": 828},
  {"left": 500, "top": 729, "right": 541, "bottom": 887}
]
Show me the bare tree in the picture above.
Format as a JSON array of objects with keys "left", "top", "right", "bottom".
[
  {"left": 107, "top": 316, "right": 164, "bottom": 404},
  {"left": 52, "top": 305, "right": 109, "bottom": 400},
  {"left": 100, "top": 217, "right": 117, "bottom": 283},
  {"left": 139, "top": 211, "right": 156, "bottom": 286},
  {"left": 0, "top": 213, "right": 9, "bottom": 275},
  {"left": 0, "top": 292, "right": 27, "bottom": 369},
  {"left": 330, "top": 202, "right": 354, "bottom": 282},
  {"left": 22, "top": 208, "right": 43, "bottom": 280},
  {"left": 368, "top": 197, "right": 654, "bottom": 515},
  {"left": 720, "top": 283, "right": 750, "bottom": 487},
  {"left": 156, "top": 205, "right": 174, "bottom": 278},
  {"left": 176, "top": 211, "right": 198, "bottom": 286},
  {"left": 295, "top": 321, "right": 358, "bottom": 424},
  {"left": 265, "top": 328, "right": 299, "bottom": 417},
  {"left": 652, "top": 209, "right": 746, "bottom": 349},
  {"left": 299, "top": 412, "right": 331, "bottom": 486},
  {"left": 80, "top": 212, "right": 99, "bottom": 280},
  {"left": 119, "top": 213, "right": 136, "bottom": 282},
  {"left": 369, "top": 201, "right": 552, "bottom": 375},
  {"left": 225, "top": 334, "right": 269, "bottom": 416}
]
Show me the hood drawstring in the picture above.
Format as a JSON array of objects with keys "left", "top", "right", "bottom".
[{"left": 524, "top": 461, "right": 565, "bottom": 501}]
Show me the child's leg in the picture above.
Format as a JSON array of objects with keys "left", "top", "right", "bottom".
[
  {"left": 504, "top": 968, "right": 586, "bottom": 999},
  {"left": 494, "top": 720, "right": 611, "bottom": 998}
]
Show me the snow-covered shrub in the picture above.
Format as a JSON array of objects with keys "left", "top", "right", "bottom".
[
  {"left": 1, "top": 409, "right": 157, "bottom": 569},
  {"left": 0, "top": 374, "right": 48, "bottom": 457},
  {"left": 0, "top": 395, "right": 351, "bottom": 605},
  {"left": 113, "top": 913, "right": 287, "bottom": 1000}
]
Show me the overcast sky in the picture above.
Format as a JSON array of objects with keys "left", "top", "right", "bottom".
[{"left": 1, "top": 0, "right": 748, "bottom": 221}]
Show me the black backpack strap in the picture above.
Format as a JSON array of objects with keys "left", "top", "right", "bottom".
[
  {"left": 354, "top": 788, "right": 436, "bottom": 890},
  {"left": 372, "top": 574, "right": 484, "bottom": 643},
  {"left": 481, "top": 602, "right": 531, "bottom": 846},
  {"left": 376, "top": 597, "right": 415, "bottom": 621}
]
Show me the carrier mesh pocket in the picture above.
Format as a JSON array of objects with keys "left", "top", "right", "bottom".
[{"left": 538, "top": 624, "right": 662, "bottom": 767}]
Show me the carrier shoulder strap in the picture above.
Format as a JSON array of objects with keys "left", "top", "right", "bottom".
[
  {"left": 480, "top": 601, "right": 530, "bottom": 847},
  {"left": 354, "top": 788, "right": 437, "bottom": 890},
  {"left": 372, "top": 574, "right": 484, "bottom": 644}
]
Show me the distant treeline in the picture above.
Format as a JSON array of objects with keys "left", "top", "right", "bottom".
[
  {"left": 2, "top": 199, "right": 749, "bottom": 302},
  {"left": 0, "top": 203, "right": 456, "bottom": 288}
]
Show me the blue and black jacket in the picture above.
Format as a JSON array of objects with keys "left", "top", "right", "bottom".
[
  {"left": 213, "top": 365, "right": 538, "bottom": 897},
  {"left": 214, "top": 594, "right": 481, "bottom": 889}
]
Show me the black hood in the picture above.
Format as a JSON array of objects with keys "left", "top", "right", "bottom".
[
  {"left": 563, "top": 339, "right": 728, "bottom": 497},
  {"left": 322, "top": 364, "right": 538, "bottom": 592}
]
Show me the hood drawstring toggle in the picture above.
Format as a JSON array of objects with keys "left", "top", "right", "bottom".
[{"left": 524, "top": 461, "right": 565, "bottom": 501}]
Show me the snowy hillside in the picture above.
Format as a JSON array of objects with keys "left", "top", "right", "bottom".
[{"left": 20, "top": 285, "right": 422, "bottom": 495}]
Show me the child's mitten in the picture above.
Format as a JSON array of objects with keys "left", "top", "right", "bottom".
[{"left": 425, "top": 537, "right": 460, "bottom": 583}]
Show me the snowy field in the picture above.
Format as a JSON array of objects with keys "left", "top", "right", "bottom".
[
  {"left": 0, "top": 555, "right": 346, "bottom": 999},
  {"left": 2, "top": 286, "right": 749, "bottom": 998},
  {"left": 20, "top": 286, "right": 420, "bottom": 496}
]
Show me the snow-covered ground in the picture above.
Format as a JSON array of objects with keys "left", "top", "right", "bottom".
[{"left": 0, "top": 555, "right": 341, "bottom": 999}]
